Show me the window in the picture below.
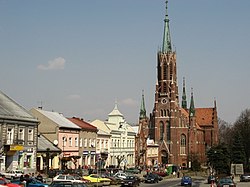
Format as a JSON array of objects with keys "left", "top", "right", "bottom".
[
  {"left": 7, "top": 127, "right": 14, "bottom": 144},
  {"left": 89, "top": 139, "right": 92, "bottom": 148},
  {"left": 167, "top": 121, "right": 171, "bottom": 141},
  {"left": 62, "top": 137, "right": 67, "bottom": 147},
  {"left": 28, "top": 129, "right": 34, "bottom": 141},
  {"left": 75, "top": 137, "right": 78, "bottom": 147},
  {"left": 105, "top": 140, "right": 108, "bottom": 148},
  {"left": 80, "top": 138, "right": 83, "bottom": 147},
  {"left": 84, "top": 138, "right": 87, "bottom": 147},
  {"left": 180, "top": 134, "right": 186, "bottom": 155},
  {"left": 160, "top": 121, "right": 164, "bottom": 141},
  {"left": 18, "top": 128, "right": 25, "bottom": 141},
  {"left": 69, "top": 137, "right": 72, "bottom": 147}
]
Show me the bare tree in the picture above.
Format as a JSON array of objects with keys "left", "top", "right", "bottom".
[{"left": 218, "top": 118, "right": 233, "bottom": 145}]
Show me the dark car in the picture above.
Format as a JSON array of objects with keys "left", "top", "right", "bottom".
[
  {"left": 181, "top": 176, "right": 192, "bottom": 186},
  {"left": 121, "top": 176, "right": 140, "bottom": 187},
  {"left": 50, "top": 181, "right": 87, "bottom": 187},
  {"left": 125, "top": 168, "right": 140, "bottom": 174},
  {"left": 240, "top": 173, "right": 250, "bottom": 182},
  {"left": 207, "top": 175, "right": 216, "bottom": 184},
  {"left": 101, "top": 173, "right": 122, "bottom": 185},
  {"left": 144, "top": 173, "right": 160, "bottom": 183},
  {"left": 216, "top": 178, "right": 236, "bottom": 187}
]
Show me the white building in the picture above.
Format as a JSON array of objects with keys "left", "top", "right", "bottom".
[{"left": 91, "top": 103, "right": 136, "bottom": 168}]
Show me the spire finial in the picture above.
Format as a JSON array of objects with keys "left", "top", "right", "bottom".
[
  {"left": 162, "top": 0, "right": 172, "bottom": 53},
  {"left": 189, "top": 88, "right": 195, "bottom": 117},
  {"left": 139, "top": 90, "right": 147, "bottom": 120},
  {"left": 182, "top": 77, "right": 187, "bottom": 109}
]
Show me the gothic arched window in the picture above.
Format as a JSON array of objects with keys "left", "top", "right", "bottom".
[
  {"left": 167, "top": 121, "right": 171, "bottom": 141},
  {"left": 160, "top": 121, "right": 164, "bottom": 141},
  {"left": 180, "top": 134, "right": 186, "bottom": 155}
]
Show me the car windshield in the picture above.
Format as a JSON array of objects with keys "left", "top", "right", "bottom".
[
  {"left": 219, "top": 178, "right": 233, "bottom": 183},
  {"left": 66, "top": 176, "right": 75, "bottom": 180}
]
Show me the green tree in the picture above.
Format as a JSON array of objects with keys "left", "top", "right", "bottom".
[
  {"left": 230, "top": 131, "right": 246, "bottom": 164},
  {"left": 190, "top": 154, "right": 201, "bottom": 172},
  {"left": 207, "top": 144, "right": 230, "bottom": 175},
  {"left": 233, "top": 109, "right": 250, "bottom": 170}
]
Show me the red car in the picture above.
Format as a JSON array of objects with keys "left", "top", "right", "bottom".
[{"left": 0, "top": 178, "right": 21, "bottom": 187}]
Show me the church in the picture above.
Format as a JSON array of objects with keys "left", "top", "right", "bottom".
[{"left": 136, "top": 1, "right": 219, "bottom": 169}]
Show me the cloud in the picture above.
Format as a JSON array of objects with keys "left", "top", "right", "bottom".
[
  {"left": 67, "top": 94, "right": 81, "bottom": 100},
  {"left": 120, "top": 98, "right": 138, "bottom": 107},
  {"left": 37, "top": 57, "right": 65, "bottom": 70}
]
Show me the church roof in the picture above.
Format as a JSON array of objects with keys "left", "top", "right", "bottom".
[
  {"left": 196, "top": 108, "right": 215, "bottom": 126},
  {"left": 0, "top": 90, "right": 38, "bottom": 122}
]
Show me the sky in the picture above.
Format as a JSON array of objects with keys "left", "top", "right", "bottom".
[{"left": 0, "top": 0, "right": 250, "bottom": 125}]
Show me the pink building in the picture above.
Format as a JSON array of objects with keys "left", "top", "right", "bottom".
[{"left": 30, "top": 108, "right": 81, "bottom": 170}]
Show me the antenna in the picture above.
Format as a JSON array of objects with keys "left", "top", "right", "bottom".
[{"left": 37, "top": 100, "right": 44, "bottom": 110}]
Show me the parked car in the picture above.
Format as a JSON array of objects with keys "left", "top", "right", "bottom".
[
  {"left": 121, "top": 176, "right": 140, "bottom": 187},
  {"left": 216, "top": 177, "right": 236, "bottom": 187},
  {"left": 100, "top": 173, "right": 122, "bottom": 185},
  {"left": 240, "top": 173, "right": 250, "bottom": 182},
  {"left": 152, "top": 171, "right": 168, "bottom": 177},
  {"left": 0, "top": 178, "right": 21, "bottom": 187},
  {"left": 50, "top": 181, "right": 87, "bottom": 187},
  {"left": 144, "top": 173, "right": 160, "bottom": 183},
  {"left": 125, "top": 168, "right": 140, "bottom": 174},
  {"left": 207, "top": 175, "right": 216, "bottom": 184},
  {"left": 1, "top": 171, "right": 24, "bottom": 180},
  {"left": 53, "top": 175, "right": 83, "bottom": 183},
  {"left": 10, "top": 177, "right": 48, "bottom": 187},
  {"left": 181, "top": 176, "right": 192, "bottom": 186},
  {"left": 25, "top": 178, "right": 48, "bottom": 187},
  {"left": 113, "top": 172, "right": 127, "bottom": 180},
  {"left": 82, "top": 174, "right": 111, "bottom": 186}
]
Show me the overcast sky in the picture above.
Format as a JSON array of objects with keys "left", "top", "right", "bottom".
[{"left": 0, "top": 0, "right": 249, "bottom": 125}]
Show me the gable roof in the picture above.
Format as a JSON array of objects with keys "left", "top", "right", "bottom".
[
  {"left": 37, "top": 134, "right": 61, "bottom": 152},
  {"left": 32, "top": 108, "right": 80, "bottom": 129},
  {"left": 195, "top": 108, "right": 215, "bottom": 127},
  {"left": 68, "top": 117, "right": 97, "bottom": 132},
  {"left": 0, "top": 90, "right": 38, "bottom": 122}
]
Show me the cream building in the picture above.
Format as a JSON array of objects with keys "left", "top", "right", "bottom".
[{"left": 91, "top": 103, "right": 136, "bottom": 168}]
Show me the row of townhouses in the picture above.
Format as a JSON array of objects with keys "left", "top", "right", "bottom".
[{"left": 0, "top": 90, "right": 138, "bottom": 173}]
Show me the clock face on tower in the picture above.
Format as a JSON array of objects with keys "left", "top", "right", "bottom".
[{"left": 161, "top": 98, "right": 167, "bottom": 104}]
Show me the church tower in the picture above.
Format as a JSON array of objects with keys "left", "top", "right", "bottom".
[{"left": 149, "top": 0, "right": 181, "bottom": 165}]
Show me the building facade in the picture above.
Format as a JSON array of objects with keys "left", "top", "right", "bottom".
[
  {"left": 91, "top": 103, "right": 136, "bottom": 168},
  {"left": 0, "top": 90, "right": 39, "bottom": 173},
  {"left": 68, "top": 117, "right": 98, "bottom": 168},
  {"left": 30, "top": 108, "right": 81, "bottom": 170},
  {"left": 136, "top": 1, "right": 219, "bottom": 168}
]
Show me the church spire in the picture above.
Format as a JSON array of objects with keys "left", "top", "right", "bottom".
[
  {"left": 139, "top": 90, "right": 147, "bottom": 120},
  {"left": 189, "top": 88, "right": 195, "bottom": 117},
  {"left": 162, "top": 0, "right": 172, "bottom": 53},
  {"left": 182, "top": 77, "right": 187, "bottom": 109}
]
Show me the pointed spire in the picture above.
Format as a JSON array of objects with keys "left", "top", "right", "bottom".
[
  {"left": 139, "top": 90, "right": 147, "bottom": 120},
  {"left": 189, "top": 88, "right": 195, "bottom": 117},
  {"left": 214, "top": 97, "right": 217, "bottom": 108},
  {"left": 182, "top": 77, "right": 187, "bottom": 109},
  {"left": 162, "top": 0, "right": 172, "bottom": 53}
]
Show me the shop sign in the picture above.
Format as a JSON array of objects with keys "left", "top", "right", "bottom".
[{"left": 10, "top": 145, "right": 24, "bottom": 151}]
